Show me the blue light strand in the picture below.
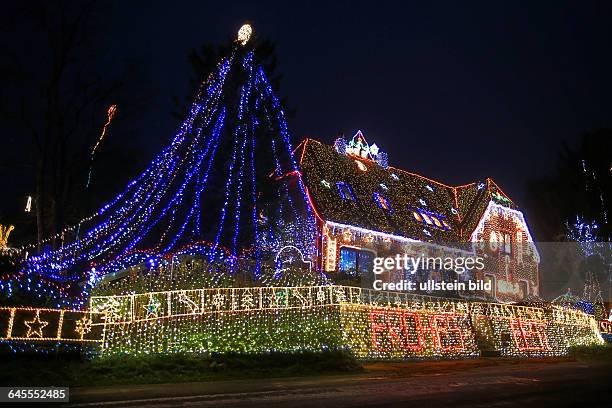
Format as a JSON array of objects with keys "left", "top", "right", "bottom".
[
  {"left": 13, "top": 56, "right": 234, "bottom": 304},
  {"left": 249, "top": 105, "right": 261, "bottom": 278},
  {"left": 230, "top": 52, "right": 255, "bottom": 261},
  {"left": 255, "top": 69, "right": 317, "bottom": 260},
  {"left": 271, "top": 139, "right": 302, "bottom": 231},
  {"left": 162, "top": 107, "right": 226, "bottom": 253},
  {"left": 211, "top": 101, "right": 244, "bottom": 262},
  {"left": 113, "top": 59, "right": 233, "bottom": 257}
]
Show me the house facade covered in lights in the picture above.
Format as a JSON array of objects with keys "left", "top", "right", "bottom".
[{"left": 287, "top": 131, "right": 540, "bottom": 302}]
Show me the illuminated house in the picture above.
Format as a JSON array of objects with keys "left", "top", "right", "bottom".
[{"left": 287, "top": 131, "right": 540, "bottom": 302}]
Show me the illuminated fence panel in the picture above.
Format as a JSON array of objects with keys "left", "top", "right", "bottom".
[
  {"left": 0, "top": 307, "right": 105, "bottom": 343},
  {"left": 90, "top": 285, "right": 467, "bottom": 324},
  {"left": 339, "top": 303, "right": 480, "bottom": 359},
  {"left": 92, "top": 286, "right": 340, "bottom": 323}
]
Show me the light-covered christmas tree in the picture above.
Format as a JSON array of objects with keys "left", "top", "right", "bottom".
[{"left": 6, "top": 25, "right": 322, "bottom": 308}]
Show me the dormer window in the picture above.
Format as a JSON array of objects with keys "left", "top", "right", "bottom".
[
  {"left": 431, "top": 216, "right": 443, "bottom": 228},
  {"left": 503, "top": 232, "right": 512, "bottom": 255},
  {"left": 373, "top": 192, "right": 391, "bottom": 212},
  {"left": 411, "top": 207, "right": 451, "bottom": 231},
  {"left": 336, "top": 182, "right": 356, "bottom": 202}
]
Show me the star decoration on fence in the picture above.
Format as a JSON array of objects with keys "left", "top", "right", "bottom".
[
  {"left": 144, "top": 296, "right": 161, "bottom": 318},
  {"left": 24, "top": 310, "right": 48, "bottom": 339}
]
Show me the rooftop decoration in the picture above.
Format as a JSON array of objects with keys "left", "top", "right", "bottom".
[
  {"left": 492, "top": 190, "right": 512, "bottom": 205},
  {"left": 334, "top": 130, "right": 388, "bottom": 169}
]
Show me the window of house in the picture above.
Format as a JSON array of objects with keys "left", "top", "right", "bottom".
[
  {"left": 518, "top": 280, "right": 528, "bottom": 298},
  {"left": 357, "top": 251, "right": 375, "bottom": 276},
  {"left": 339, "top": 247, "right": 358, "bottom": 275},
  {"left": 339, "top": 247, "right": 375, "bottom": 276},
  {"left": 336, "top": 182, "right": 356, "bottom": 202},
  {"left": 503, "top": 232, "right": 512, "bottom": 255},
  {"left": 441, "top": 268, "right": 457, "bottom": 287},
  {"left": 431, "top": 216, "right": 443, "bottom": 228},
  {"left": 411, "top": 207, "right": 451, "bottom": 231},
  {"left": 489, "top": 232, "right": 498, "bottom": 251},
  {"left": 484, "top": 274, "right": 496, "bottom": 297},
  {"left": 373, "top": 192, "right": 392, "bottom": 212}
]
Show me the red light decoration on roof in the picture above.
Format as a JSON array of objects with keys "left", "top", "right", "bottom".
[{"left": 355, "top": 160, "right": 367, "bottom": 172}]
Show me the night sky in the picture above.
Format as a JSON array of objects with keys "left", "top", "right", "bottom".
[{"left": 2, "top": 0, "right": 612, "bottom": 219}]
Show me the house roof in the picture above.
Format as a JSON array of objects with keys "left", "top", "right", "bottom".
[{"left": 296, "top": 138, "right": 516, "bottom": 243}]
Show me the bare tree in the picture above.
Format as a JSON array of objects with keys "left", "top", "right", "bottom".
[{"left": 0, "top": 1, "right": 147, "bottom": 247}]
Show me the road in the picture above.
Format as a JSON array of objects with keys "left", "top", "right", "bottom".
[{"left": 67, "top": 359, "right": 612, "bottom": 408}]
